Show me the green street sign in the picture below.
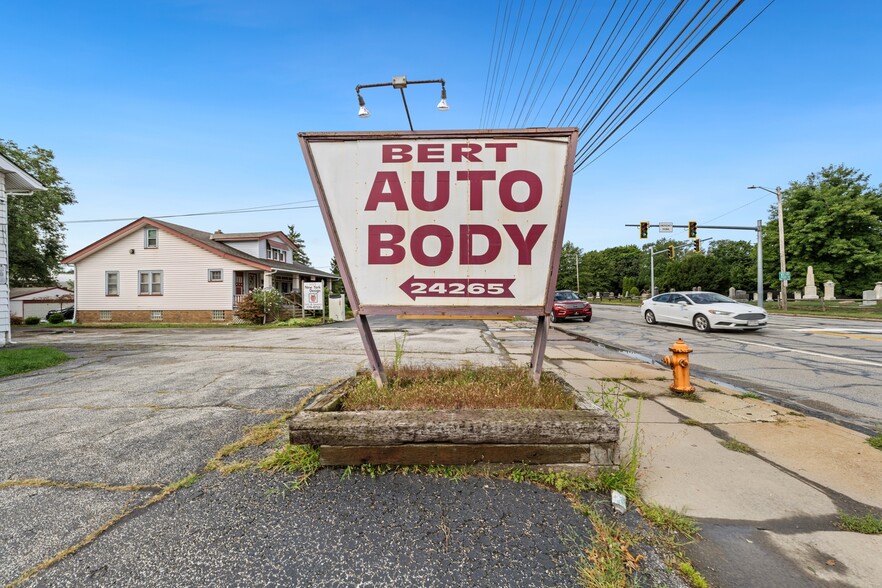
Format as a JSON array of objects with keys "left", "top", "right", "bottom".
[{"left": 779, "top": 271, "right": 791, "bottom": 281}]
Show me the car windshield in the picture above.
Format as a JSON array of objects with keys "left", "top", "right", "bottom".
[
  {"left": 555, "top": 291, "right": 581, "bottom": 301},
  {"left": 686, "top": 292, "right": 737, "bottom": 305}
]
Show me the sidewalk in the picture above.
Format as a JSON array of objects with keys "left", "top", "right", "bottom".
[{"left": 529, "top": 321, "right": 882, "bottom": 587}]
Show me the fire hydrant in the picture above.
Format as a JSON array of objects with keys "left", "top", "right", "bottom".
[{"left": 663, "top": 338, "right": 695, "bottom": 394}]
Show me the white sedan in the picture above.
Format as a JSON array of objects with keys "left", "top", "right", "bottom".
[{"left": 641, "top": 291, "right": 768, "bottom": 332}]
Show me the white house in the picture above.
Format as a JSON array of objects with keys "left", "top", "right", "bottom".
[
  {"left": 61, "top": 217, "right": 336, "bottom": 323},
  {"left": 1, "top": 152, "right": 45, "bottom": 344},
  {"left": 10, "top": 286, "right": 74, "bottom": 319}
]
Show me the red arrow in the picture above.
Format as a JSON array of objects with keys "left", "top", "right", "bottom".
[{"left": 399, "top": 276, "right": 515, "bottom": 300}]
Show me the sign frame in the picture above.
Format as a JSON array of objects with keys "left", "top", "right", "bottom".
[
  {"left": 299, "top": 128, "right": 578, "bottom": 386},
  {"left": 303, "top": 282, "right": 324, "bottom": 310}
]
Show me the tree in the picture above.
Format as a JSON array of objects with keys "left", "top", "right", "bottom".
[
  {"left": 706, "top": 240, "right": 756, "bottom": 293},
  {"left": 286, "top": 224, "right": 311, "bottom": 266},
  {"left": 555, "top": 241, "right": 583, "bottom": 293},
  {"left": 580, "top": 245, "right": 642, "bottom": 294},
  {"left": 767, "top": 165, "right": 882, "bottom": 297},
  {"left": 1, "top": 139, "right": 76, "bottom": 286}
]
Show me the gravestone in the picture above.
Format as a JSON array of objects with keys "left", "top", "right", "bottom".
[
  {"left": 875, "top": 282, "right": 882, "bottom": 300},
  {"left": 729, "top": 287, "right": 736, "bottom": 298},
  {"left": 735, "top": 290, "right": 748, "bottom": 301},
  {"left": 804, "top": 266, "right": 819, "bottom": 299},
  {"left": 824, "top": 281, "right": 836, "bottom": 300},
  {"left": 767, "top": 291, "right": 774, "bottom": 301},
  {"left": 794, "top": 291, "right": 802, "bottom": 301},
  {"left": 863, "top": 290, "right": 876, "bottom": 306}
]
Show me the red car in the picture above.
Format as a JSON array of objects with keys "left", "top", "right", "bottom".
[{"left": 551, "top": 290, "right": 592, "bottom": 322}]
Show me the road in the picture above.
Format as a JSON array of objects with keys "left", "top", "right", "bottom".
[{"left": 555, "top": 304, "right": 882, "bottom": 433}]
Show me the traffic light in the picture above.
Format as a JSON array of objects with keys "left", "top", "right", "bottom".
[
  {"left": 693, "top": 239, "right": 701, "bottom": 253},
  {"left": 687, "top": 220, "right": 697, "bottom": 239},
  {"left": 667, "top": 244, "right": 675, "bottom": 259},
  {"left": 639, "top": 221, "right": 649, "bottom": 239}
]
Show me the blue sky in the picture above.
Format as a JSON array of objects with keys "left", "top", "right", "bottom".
[{"left": 4, "top": 1, "right": 882, "bottom": 270}]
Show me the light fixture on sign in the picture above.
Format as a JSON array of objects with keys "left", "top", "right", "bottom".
[
  {"left": 355, "top": 76, "right": 448, "bottom": 131},
  {"left": 357, "top": 92, "right": 370, "bottom": 118},
  {"left": 436, "top": 83, "right": 449, "bottom": 111}
]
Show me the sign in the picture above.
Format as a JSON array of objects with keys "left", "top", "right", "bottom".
[
  {"left": 658, "top": 222, "right": 673, "bottom": 233},
  {"left": 779, "top": 271, "right": 791, "bottom": 282},
  {"left": 300, "top": 129, "right": 577, "bottom": 316},
  {"left": 303, "top": 282, "right": 324, "bottom": 310}
]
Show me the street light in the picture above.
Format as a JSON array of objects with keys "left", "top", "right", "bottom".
[
  {"left": 355, "top": 76, "right": 449, "bottom": 131},
  {"left": 748, "top": 185, "right": 787, "bottom": 310}
]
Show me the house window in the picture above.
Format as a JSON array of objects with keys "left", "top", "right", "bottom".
[
  {"left": 99, "top": 310, "right": 112, "bottom": 321},
  {"left": 145, "top": 228, "right": 158, "bottom": 248},
  {"left": 151, "top": 310, "right": 163, "bottom": 321},
  {"left": 208, "top": 269, "right": 223, "bottom": 282},
  {"left": 211, "top": 310, "right": 225, "bottom": 321},
  {"left": 106, "top": 271, "right": 119, "bottom": 296},
  {"left": 139, "top": 271, "right": 163, "bottom": 295}
]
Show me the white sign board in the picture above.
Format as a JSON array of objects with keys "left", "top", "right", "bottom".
[
  {"left": 303, "top": 282, "right": 324, "bottom": 310},
  {"left": 300, "top": 129, "right": 577, "bottom": 316},
  {"left": 658, "top": 222, "right": 673, "bottom": 233}
]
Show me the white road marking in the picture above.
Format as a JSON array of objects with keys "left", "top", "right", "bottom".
[{"left": 716, "top": 337, "right": 882, "bottom": 368}]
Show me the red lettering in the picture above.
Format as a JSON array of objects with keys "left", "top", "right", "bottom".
[
  {"left": 485, "top": 142, "right": 517, "bottom": 162},
  {"left": 365, "top": 172, "right": 408, "bottom": 211},
  {"left": 503, "top": 224, "right": 546, "bottom": 265},
  {"left": 411, "top": 225, "right": 454, "bottom": 266},
  {"left": 452, "top": 143, "right": 482, "bottom": 162},
  {"left": 417, "top": 144, "right": 445, "bottom": 162},
  {"left": 456, "top": 170, "right": 496, "bottom": 211},
  {"left": 382, "top": 144, "right": 412, "bottom": 163},
  {"left": 499, "top": 170, "right": 542, "bottom": 212},
  {"left": 411, "top": 171, "right": 450, "bottom": 212},
  {"left": 459, "top": 225, "right": 501, "bottom": 265},
  {"left": 368, "top": 225, "right": 406, "bottom": 264}
]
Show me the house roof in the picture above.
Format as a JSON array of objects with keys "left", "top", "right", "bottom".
[
  {"left": 61, "top": 217, "right": 336, "bottom": 279},
  {"left": 11, "top": 286, "right": 73, "bottom": 300},
  {"left": 0, "top": 152, "right": 45, "bottom": 192}
]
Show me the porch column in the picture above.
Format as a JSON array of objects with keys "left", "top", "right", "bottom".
[{"left": 263, "top": 272, "right": 273, "bottom": 288}]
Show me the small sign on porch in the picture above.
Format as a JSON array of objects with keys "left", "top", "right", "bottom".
[{"left": 303, "top": 282, "right": 324, "bottom": 310}]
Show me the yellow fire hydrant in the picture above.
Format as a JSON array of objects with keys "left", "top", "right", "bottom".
[{"left": 663, "top": 338, "right": 695, "bottom": 394}]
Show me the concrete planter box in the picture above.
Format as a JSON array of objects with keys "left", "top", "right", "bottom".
[{"left": 289, "top": 375, "right": 620, "bottom": 473}]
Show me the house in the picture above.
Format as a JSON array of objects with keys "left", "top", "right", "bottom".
[
  {"left": 10, "top": 286, "right": 74, "bottom": 319},
  {"left": 1, "top": 151, "right": 45, "bottom": 344},
  {"left": 61, "top": 217, "right": 336, "bottom": 323}
]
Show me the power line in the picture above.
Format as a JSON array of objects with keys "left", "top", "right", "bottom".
[{"left": 65, "top": 201, "right": 319, "bottom": 224}]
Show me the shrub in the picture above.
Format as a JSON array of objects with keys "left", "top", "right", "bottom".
[
  {"left": 24, "top": 316, "right": 41, "bottom": 325},
  {"left": 47, "top": 313, "right": 66, "bottom": 324},
  {"left": 10, "top": 315, "right": 24, "bottom": 326},
  {"left": 235, "top": 288, "right": 284, "bottom": 324}
]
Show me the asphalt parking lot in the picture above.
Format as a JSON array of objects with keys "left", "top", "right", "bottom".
[{"left": 3, "top": 322, "right": 686, "bottom": 587}]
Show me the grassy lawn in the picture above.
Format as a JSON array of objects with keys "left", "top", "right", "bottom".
[
  {"left": 31, "top": 317, "right": 330, "bottom": 329},
  {"left": 0, "top": 346, "right": 71, "bottom": 377}
]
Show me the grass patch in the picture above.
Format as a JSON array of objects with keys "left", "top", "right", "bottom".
[
  {"left": 679, "top": 561, "right": 710, "bottom": 588},
  {"left": 677, "top": 392, "right": 704, "bottom": 403},
  {"left": 576, "top": 505, "right": 644, "bottom": 588},
  {"left": 682, "top": 419, "right": 705, "bottom": 428},
  {"left": 587, "top": 381, "right": 630, "bottom": 421},
  {"left": 165, "top": 473, "right": 200, "bottom": 492},
  {"left": 720, "top": 439, "right": 753, "bottom": 453},
  {"left": 259, "top": 444, "right": 321, "bottom": 489},
  {"left": 0, "top": 346, "right": 71, "bottom": 377},
  {"left": 640, "top": 503, "right": 700, "bottom": 540},
  {"left": 837, "top": 512, "right": 882, "bottom": 534},
  {"left": 602, "top": 376, "right": 644, "bottom": 384},
  {"left": 737, "top": 392, "right": 761, "bottom": 400},
  {"left": 704, "top": 386, "right": 722, "bottom": 393},
  {"left": 340, "top": 365, "right": 576, "bottom": 411},
  {"left": 71, "top": 318, "right": 327, "bottom": 329},
  {"left": 868, "top": 433, "right": 882, "bottom": 451},
  {"left": 206, "top": 416, "right": 288, "bottom": 470}
]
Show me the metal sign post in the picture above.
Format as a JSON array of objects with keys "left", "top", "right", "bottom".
[{"left": 300, "top": 128, "right": 578, "bottom": 386}]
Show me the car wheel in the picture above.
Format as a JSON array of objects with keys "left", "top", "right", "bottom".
[
  {"left": 693, "top": 314, "right": 711, "bottom": 333},
  {"left": 551, "top": 314, "right": 559, "bottom": 323},
  {"left": 644, "top": 310, "right": 657, "bottom": 325},
  {"left": 583, "top": 316, "right": 591, "bottom": 322}
]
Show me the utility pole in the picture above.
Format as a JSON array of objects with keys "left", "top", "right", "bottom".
[{"left": 776, "top": 186, "right": 788, "bottom": 310}]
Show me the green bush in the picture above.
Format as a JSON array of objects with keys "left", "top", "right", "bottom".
[
  {"left": 47, "top": 313, "right": 65, "bottom": 324},
  {"left": 235, "top": 288, "right": 284, "bottom": 324},
  {"left": 24, "top": 316, "right": 41, "bottom": 325}
]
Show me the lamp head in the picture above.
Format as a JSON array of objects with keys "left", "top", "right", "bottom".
[
  {"left": 436, "top": 84, "right": 449, "bottom": 111},
  {"left": 357, "top": 93, "right": 370, "bottom": 118}
]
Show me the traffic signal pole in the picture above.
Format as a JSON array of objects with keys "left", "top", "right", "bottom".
[{"left": 628, "top": 221, "right": 765, "bottom": 308}]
